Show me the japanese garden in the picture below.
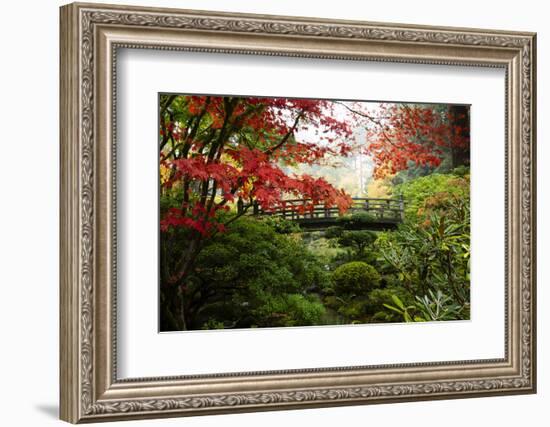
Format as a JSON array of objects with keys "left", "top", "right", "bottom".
[{"left": 158, "top": 94, "right": 470, "bottom": 331}]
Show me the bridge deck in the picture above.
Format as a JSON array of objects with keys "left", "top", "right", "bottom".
[{"left": 244, "top": 197, "right": 404, "bottom": 231}]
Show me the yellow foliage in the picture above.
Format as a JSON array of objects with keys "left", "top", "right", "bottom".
[
  {"left": 160, "top": 163, "right": 171, "bottom": 185},
  {"left": 366, "top": 177, "right": 393, "bottom": 198}
]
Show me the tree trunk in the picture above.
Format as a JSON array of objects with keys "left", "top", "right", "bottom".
[
  {"left": 160, "top": 283, "right": 185, "bottom": 331},
  {"left": 449, "top": 105, "right": 470, "bottom": 168},
  {"left": 160, "top": 234, "right": 203, "bottom": 331}
]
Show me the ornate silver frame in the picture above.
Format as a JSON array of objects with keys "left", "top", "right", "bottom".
[{"left": 59, "top": 2, "right": 537, "bottom": 423}]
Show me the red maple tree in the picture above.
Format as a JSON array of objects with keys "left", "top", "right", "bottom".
[{"left": 334, "top": 101, "right": 470, "bottom": 178}]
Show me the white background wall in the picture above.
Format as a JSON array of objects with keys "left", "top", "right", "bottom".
[{"left": 0, "top": 0, "right": 546, "bottom": 425}]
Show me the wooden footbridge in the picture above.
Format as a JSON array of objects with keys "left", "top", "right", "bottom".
[{"left": 242, "top": 197, "right": 404, "bottom": 231}]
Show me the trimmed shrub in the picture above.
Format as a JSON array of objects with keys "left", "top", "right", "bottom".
[{"left": 332, "top": 261, "right": 381, "bottom": 297}]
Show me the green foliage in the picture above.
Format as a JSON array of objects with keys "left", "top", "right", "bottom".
[
  {"left": 377, "top": 173, "right": 470, "bottom": 319},
  {"left": 259, "top": 216, "right": 301, "bottom": 234},
  {"left": 383, "top": 294, "right": 423, "bottom": 322},
  {"left": 161, "top": 164, "right": 471, "bottom": 330},
  {"left": 392, "top": 170, "right": 469, "bottom": 219},
  {"left": 337, "top": 230, "right": 377, "bottom": 255},
  {"left": 370, "top": 311, "right": 397, "bottom": 323},
  {"left": 415, "top": 290, "right": 465, "bottom": 321},
  {"left": 303, "top": 234, "right": 345, "bottom": 268},
  {"left": 324, "top": 226, "right": 344, "bottom": 239},
  {"left": 383, "top": 290, "right": 465, "bottom": 322},
  {"left": 451, "top": 165, "right": 469, "bottom": 177},
  {"left": 323, "top": 226, "right": 377, "bottom": 266},
  {"left": 332, "top": 261, "right": 381, "bottom": 296},
  {"left": 322, "top": 295, "right": 341, "bottom": 310},
  {"left": 253, "top": 294, "right": 326, "bottom": 327},
  {"left": 378, "top": 213, "right": 469, "bottom": 303},
  {"left": 201, "top": 319, "right": 226, "bottom": 330},
  {"left": 336, "top": 211, "right": 377, "bottom": 228},
  {"left": 337, "top": 299, "right": 369, "bottom": 323},
  {"left": 367, "top": 287, "right": 415, "bottom": 321},
  {"left": 183, "top": 216, "right": 330, "bottom": 329}
]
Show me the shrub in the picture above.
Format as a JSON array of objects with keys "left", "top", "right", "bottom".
[
  {"left": 336, "top": 212, "right": 376, "bottom": 229},
  {"left": 259, "top": 216, "right": 300, "bottom": 234},
  {"left": 382, "top": 290, "right": 466, "bottom": 323},
  {"left": 337, "top": 299, "right": 369, "bottom": 322},
  {"left": 337, "top": 230, "right": 376, "bottom": 256},
  {"left": 392, "top": 172, "right": 469, "bottom": 219},
  {"left": 252, "top": 294, "right": 326, "bottom": 327},
  {"left": 332, "top": 261, "right": 381, "bottom": 297},
  {"left": 371, "top": 311, "right": 397, "bottom": 323},
  {"left": 377, "top": 199, "right": 470, "bottom": 310},
  {"left": 285, "top": 294, "right": 327, "bottom": 326},
  {"left": 173, "top": 216, "right": 331, "bottom": 329},
  {"left": 322, "top": 295, "right": 340, "bottom": 310},
  {"left": 324, "top": 226, "right": 344, "bottom": 239},
  {"left": 201, "top": 319, "right": 226, "bottom": 330},
  {"left": 367, "top": 287, "right": 415, "bottom": 321}
]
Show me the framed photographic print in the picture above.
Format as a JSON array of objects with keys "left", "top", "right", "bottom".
[{"left": 59, "top": 2, "right": 537, "bottom": 423}]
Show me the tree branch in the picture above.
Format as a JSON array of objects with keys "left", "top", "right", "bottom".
[
  {"left": 334, "top": 101, "right": 398, "bottom": 148},
  {"left": 265, "top": 110, "right": 304, "bottom": 155},
  {"left": 160, "top": 94, "right": 177, "bottom": 116}
]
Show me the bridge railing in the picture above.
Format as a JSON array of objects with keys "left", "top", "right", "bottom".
[{"left": 245, "top": 197, "right": 404, "bottom": 223}]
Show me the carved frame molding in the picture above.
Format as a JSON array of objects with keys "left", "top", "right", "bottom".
[{"left": 60, "top": 2, "right": 536, "bottom": 423}]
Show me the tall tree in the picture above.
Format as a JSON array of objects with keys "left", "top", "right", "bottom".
[{"left": 160, "top": 96, "right": 355, "bottom": 283}]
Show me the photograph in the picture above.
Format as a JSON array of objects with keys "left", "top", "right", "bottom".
[{"left": 159, "top": 94, "right": 471, "bottom": 331}]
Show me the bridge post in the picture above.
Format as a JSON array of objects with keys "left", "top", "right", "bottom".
[{"left": 399, "top": 194, "right": 405, "bottom": 220}]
